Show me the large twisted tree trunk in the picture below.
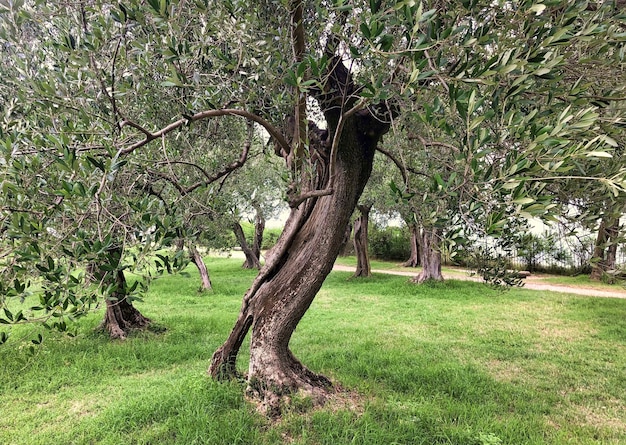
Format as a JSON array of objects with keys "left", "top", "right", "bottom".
[
  {"left": 412, "top": 227, "right": 444, "bottom": 283},
  {"left": 209, "top": 56, "right": 393, "bottom": 412},
  {"left": 353, "top": 203, "right": 372, "bottom": 278}
]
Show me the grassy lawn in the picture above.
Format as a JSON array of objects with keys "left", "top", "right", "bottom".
[{"left": 1, "top": 257, "right": 625, "bottom": 444}]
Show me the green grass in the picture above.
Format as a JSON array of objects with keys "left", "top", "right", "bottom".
[{"left": 1, "top": 257, "right": 625, "bottom": 444}]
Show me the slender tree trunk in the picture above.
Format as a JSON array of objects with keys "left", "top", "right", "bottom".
[
  {"left": 402, "top": 223, "right": 421, "bottom": 268},
  {"left": 174, "top": 239, "right": 211, "bottom": 291},
  {"left": 353, "top": 204, "right": 372, "bottom": 278},
  {"left": 209, "top": 56, "right": 394, "bottom": 412},
  {"left": 190, "top": 245, "right": 212, "bottom": 291},
  {"left": 233, "top": 220, "right": 262, "bottom": 269},
  {"left": 252, "top": 204, "right": 265, "bottom": 262},
  {"left": 412, "top": 227, "right": 444, "bottom": 283},
  {"left": 591, "top": 217, "right": 620, "bottom": 280}
]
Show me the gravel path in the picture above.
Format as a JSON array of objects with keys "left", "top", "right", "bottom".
[{"left": 331, "top": 264, "right": 626, "bottom": 299}]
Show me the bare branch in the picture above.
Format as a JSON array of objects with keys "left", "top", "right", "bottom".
[
  {"left": 119, "top": 120, "right": 153, "bottom": 138},
  {"left": 118, "top": 109, "right": 291, "bottom": 156},
  {"left": 408, "top": 134, "right": 461, "bottom": 154},
  {"left": 375, "top": 146, "right": 409, "bottom": 186},
  {"left": 148, "top": 121, "right": 254, "bottom": 196}
]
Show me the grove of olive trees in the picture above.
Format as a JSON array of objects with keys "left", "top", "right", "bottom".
[{"left": 1, "top": 0, "right": 624, "bottom": 411}]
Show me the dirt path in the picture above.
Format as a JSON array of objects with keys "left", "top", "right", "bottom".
[{"left": 332, "top": 264, "right": 626, "bottom": 299}]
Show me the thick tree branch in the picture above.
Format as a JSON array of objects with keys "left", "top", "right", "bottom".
[
  {"left": 288, "top": 188, "right": 334, "bottom": 208},
  {"left": 290, "top": 0, "right": 307, "bottom": 165}
]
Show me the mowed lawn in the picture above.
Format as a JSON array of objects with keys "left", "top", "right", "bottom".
[{"left": 1, "top": 257, "right": 625, "bottom": 444}]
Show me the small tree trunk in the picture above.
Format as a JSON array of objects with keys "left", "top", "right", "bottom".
[
  {"left": 402, "top": 223, "right": 420, "bottom": 268},
  {"left": 233, "top": 220, "right": 261, "bottom": 269},
  {"left": 190, "top": 245, "right": 212, "bottom": 291},
  {"left": 252, "top": 204, "right": 266, "bottom": 261},
  {"left": 339, "top": 221, "right": 353, "bottom": 255},
  {"left": 100, "top": 269, "right": 151, "bottom": 339},
  {"left": 353, "top": 204, "right": 372, "bottom": 278},
  {"left": 412, "top": 227, "right": 444, "bottom": 283},
  {"left": 94, "top": 247, "right": 151, "bottom": 339}
]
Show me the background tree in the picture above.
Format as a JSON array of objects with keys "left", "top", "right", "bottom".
[
  {"left": 379, "top": 0, "right": 626, "bottom": 284},
  {"left": 0, "top": 0, "right": 253, "bottom": 338}
]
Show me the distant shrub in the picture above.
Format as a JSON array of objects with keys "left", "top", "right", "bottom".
[
  {"left": 237, "top": 222, "right": 282, "bottom": 250},
  {"left": 369, "top": 225, "right": 410, "bottom": 261},
  {"left": 261, "top": 227, "right": 282, "bottom": 250}
]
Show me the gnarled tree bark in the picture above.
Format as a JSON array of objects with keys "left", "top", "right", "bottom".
[
  {"left": 402, "top": 223, "right": 421, "bottom": 268},
  {"left": 412, "top": 227, "right": 444, "bottom": 283}
]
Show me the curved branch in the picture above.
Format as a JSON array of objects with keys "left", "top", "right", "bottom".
[
  {"left": 148, "top": 135, "right": 252, "bottom": 196},
  {"left": 375, "top": 146, "right": 409, "bottom": 186},
  {"left": 119, "top": 109, "right": 291, "bottom": 156},
  {"left": 408, "top": 134, "right": 460, "bottom": 154}
]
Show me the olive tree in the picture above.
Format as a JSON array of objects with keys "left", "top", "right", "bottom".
[{"left": 2, "top": 0, "right": 625, "bottom": 413}]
